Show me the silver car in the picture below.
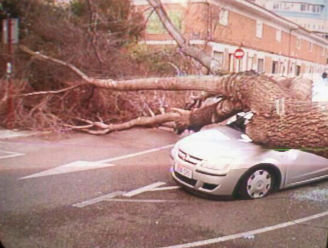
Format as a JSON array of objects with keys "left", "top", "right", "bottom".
[{"left": 170, "top": 117, "right": 328, "bottom": 199}]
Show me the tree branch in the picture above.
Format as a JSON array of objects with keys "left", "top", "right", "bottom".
[
  {"left": 19, "top": 45, "right": 240, "bottom": 94},
  {"left": 68, "top": 112, "right": 181, "bottom": 134},
  {"left": 19, "top": 83, "right": 86, "bottom": 97},
  {"left": 146, "top": 0, "right": 224, "bottom": 74},
  {"left": 20, "top": 45, "right": 93, "bottom": 83}
]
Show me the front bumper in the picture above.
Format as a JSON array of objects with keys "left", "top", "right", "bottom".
[{"left": 171, "top": 162, "right": 246, "bottom": 196}]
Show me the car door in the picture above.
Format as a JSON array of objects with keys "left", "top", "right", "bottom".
[{"left": 284, "top": 149, "right": 328, "bottom": 187}]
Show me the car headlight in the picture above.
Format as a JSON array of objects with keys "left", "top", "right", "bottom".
[
  {"left": 199, "top": 158, "right": 232, "bottom": 173},
  {"left": 170, "top": 146, "right": 178, "bottom": 160}
]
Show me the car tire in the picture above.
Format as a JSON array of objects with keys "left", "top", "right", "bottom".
[{"left": 238, "top": 167, "right": 275, "bottom": 199}]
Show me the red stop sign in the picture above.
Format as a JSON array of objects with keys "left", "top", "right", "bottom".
[{"left": 234, "top": 48, "right": 244, "bottom": 59}]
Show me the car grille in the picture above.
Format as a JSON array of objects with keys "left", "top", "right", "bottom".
[
  {"left": 174, "top": 171, "right": 197, "bottom": 186},
  {"left": 178, "top": 149, "right": 203, "bottom": 165},
  {"left": 202, "top": 183, "right": 218, "bottom": 190}
]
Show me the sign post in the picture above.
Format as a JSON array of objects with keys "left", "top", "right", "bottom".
[
  {"left": 234, "top": 48, "right": 244, "bottom": 72},
  {"left": 2, "top": 18, "right": 19, "bottom": 128},
  {"left": 234, "top": 48, "right": 244, "bottom": 60}
]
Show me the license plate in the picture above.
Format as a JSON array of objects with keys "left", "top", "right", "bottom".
[{"left": 175, "top": 164, "right": 192, "bottom": 179}]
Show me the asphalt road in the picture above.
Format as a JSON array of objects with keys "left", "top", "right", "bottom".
[{"left": 0, "top": 127, "right": 327, "bottom": 248}]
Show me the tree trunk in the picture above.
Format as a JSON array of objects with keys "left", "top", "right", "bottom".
[{"left": 247, "top": 101, "right": 328, "bottom": 157}]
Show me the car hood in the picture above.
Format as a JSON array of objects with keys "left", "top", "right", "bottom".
[{"left": 176, "top": 127, "right": 264, "bottom": 161}]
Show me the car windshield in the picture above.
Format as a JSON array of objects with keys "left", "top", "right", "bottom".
[{"left": 226, "top": 113, "right": 248, "bottom": 133}]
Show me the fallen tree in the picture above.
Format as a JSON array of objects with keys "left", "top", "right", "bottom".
[
  {"left": 20, "top": 45, "right": 328, "bottom": 158},
  {"left": 12, "top": 0, "right": 328, "bottom": 158}
]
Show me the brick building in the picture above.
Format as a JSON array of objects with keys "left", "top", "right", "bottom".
[
  {"left": 133, "top": 0, "right": 328, "bottom": 77},
  {"left": 252, "top": 0, "right": 328, "bottom": 39}
]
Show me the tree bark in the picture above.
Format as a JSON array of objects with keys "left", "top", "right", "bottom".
[{"left": 247, "top": 101, "right": 328, "bottom": 154}]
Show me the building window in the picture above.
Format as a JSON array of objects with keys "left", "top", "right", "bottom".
[
  {"left": 213, "top": 51, "right": 224, "bottom": 69},
  {"left": 219, "top": 9, "right": 229, "bottom": 26},
  {"left": 296, "top": 37, "right": 301, "bottom": 50},
  {"left": 296, "top": 65, "right": 301, "bottom": 76},
  {"left": 311, "top": 5, "right": 322, "bottom": 13},
  {"left": 309, "top": 42, "right": 313, "bottom": 51},
  {"left": 257, "top": 58, "right": 264, "bottom": 73},
  {"left": 308, "top": 66, "right": 313, "bottom": 74},
  {"left": 247, "top": 56, "right": 253, "bottom": 71},
  {"left": 272, "top": 61, "right": 278, "bottom": 74},
  {"left": 146, "top": 10, "right": 182, "bottom": 34},
  {"left": 282, "top": 2, "right": 293, "bottom": 10},
  {"left": 256, "top": 20, "right": 263, "bottom": 38},
  {"left": 276, "top": 30, "right": 281, "bottom": 42},
  {"left": 280, "top": 62, "right": 286, "bottom": 75}
]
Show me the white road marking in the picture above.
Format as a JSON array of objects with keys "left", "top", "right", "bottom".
[
  {"left": 150, "top": 186, "right": 181, "bottom": 191},
  {"left": 19, "top": 161, "right": 115, "bottom": 180},
  {"left": 159, "top": 210, "right": 328, "bottom": 248},
  {"left": 106, "top": 199, "right": 179, "bottom": 203},
  {"left": 96, "top": 144, "right": 174, "bottom": 164},
  {"left": 20, "top": 144, "right": 174, "bottom": 180},
  {"left": 0, "top": 149, "right": 24, "bottom": 159},
  {"left": 123, "top": 182, "right": 167, "bottom": 197},
  {"left": 72, "top": 183, "right": 179, "bottom": 208},
  {"left": 72, "top": 191, "right": 124, "bottom": 208},
  {"left": 0, "top": 130, "right": 41, "bottom": 139}
]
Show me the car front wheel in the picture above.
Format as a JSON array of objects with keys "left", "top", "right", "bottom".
[{"left": 239, "top": 167, "right": 275, "bottom": 199}]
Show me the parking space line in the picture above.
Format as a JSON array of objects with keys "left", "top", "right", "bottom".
[
  {"left": 123, "top": 182, "right": 166, "bottom": 197},
  {"left": 0, "top": 149, "right": 24, "bottom": 160},
  {"left": 72, "top": 191, "right": 124, "bottom": 208},
  {"left": 159, "top": 210, "right": 328, "bottom": 248}
]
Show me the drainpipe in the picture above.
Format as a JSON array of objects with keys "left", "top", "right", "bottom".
[{"left": 206, "top": 0, "right": 211, "bottom": 42}]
